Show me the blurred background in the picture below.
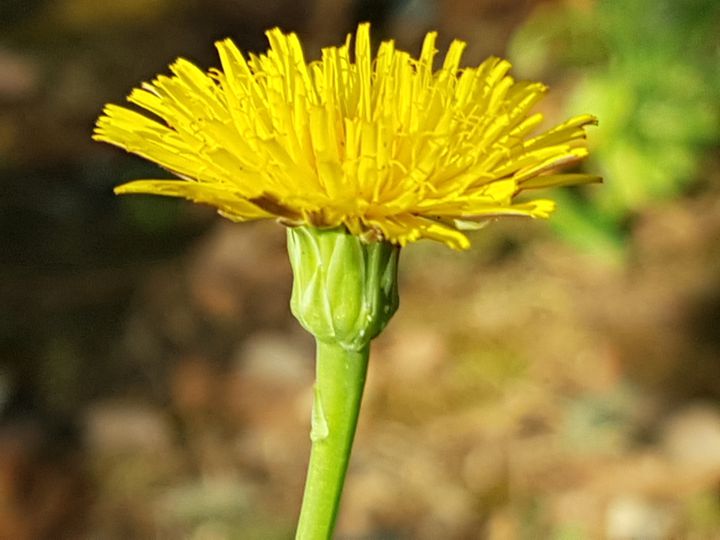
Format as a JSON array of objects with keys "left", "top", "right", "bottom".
[{"left": 1, "top": 0, "right": 720, "bottom": 538}]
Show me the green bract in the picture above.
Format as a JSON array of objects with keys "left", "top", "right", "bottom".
[{"left": 287, "top": 226, "right": 400, "bottom": 351}]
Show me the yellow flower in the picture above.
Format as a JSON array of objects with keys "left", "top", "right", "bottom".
[{"left": 94, "top": 23, "right": 598, "bottom": 250}]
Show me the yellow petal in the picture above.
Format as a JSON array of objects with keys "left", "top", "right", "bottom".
[{"left": 95, "top": 23, "right": 597, "bottom": 250}]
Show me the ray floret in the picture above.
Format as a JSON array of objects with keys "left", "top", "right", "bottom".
[{"left": 94, "top": 23, "right": 598, "bottom": 250}]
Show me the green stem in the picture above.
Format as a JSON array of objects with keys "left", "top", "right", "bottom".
[{"left": 296, "top": 340, "right": 370, "bottom": 540}]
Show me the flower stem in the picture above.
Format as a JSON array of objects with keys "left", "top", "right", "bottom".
[{"left": 296, "top": 340, "right": 370, "bottom": 540}]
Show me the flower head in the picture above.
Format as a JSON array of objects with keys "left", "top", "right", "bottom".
[{"left": 94, "top": 23, "right": 598, "bottom": 250}]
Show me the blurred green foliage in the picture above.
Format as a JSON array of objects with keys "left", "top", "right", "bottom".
[{"left": 511, "top": 0, "right": 720, "bottom": 256}]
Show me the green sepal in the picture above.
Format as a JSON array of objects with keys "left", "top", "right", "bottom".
[{"left": 287, "top": 226, "right": 400, "bottom": 351}]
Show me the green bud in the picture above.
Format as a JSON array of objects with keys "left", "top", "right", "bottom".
[{"left": 287, "top": 226, "right": 400, "bottom": 351}]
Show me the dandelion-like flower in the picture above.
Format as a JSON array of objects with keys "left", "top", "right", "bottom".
[
  {"left": 94, "top": 24, "right": 600, "bottom": 538},
  {"left": 94, "top": 23, "right": 598, "bottom": 250}
]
